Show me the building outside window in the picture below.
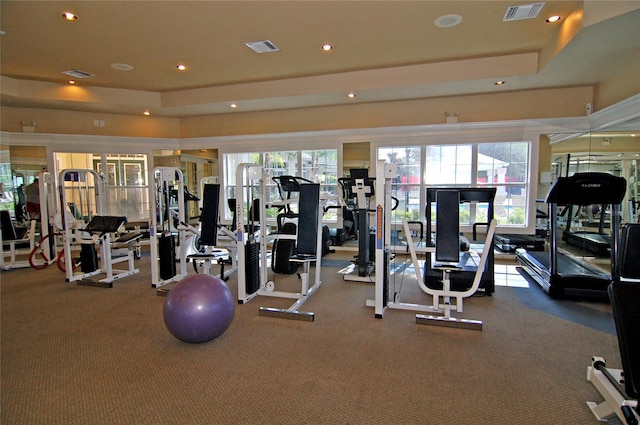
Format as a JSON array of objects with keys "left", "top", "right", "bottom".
[{"left": 379, "top": 141, "right": 530, "bottom": 227}]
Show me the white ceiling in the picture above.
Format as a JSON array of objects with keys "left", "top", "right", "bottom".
[{"left": 1, "top": 1, "right": 639, "bottom": 119}]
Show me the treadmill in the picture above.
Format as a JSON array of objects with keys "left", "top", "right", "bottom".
[
  {"left": 516, "top": 172, "right": 626, "bottom": 298},
  {"left": 495, "top": 205, "right": 547, "bottom": 252},
  {"left": 561, "top": 203, "right": 611, "bottom": 257}
]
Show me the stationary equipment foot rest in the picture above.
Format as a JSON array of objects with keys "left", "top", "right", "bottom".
[
  {"left": 258, "top": 307, "right": 315, "bottom": 322},
  {"left": 415, "top": 314, "right": 482, "bottom": 331}
]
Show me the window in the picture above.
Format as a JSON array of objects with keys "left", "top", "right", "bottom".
[
  {"left": 54, "top": 152, "right": 149, "bottom": 222},
  {"left": 378, "top": 146, "right": 422, "bottom": 222},
  {"left": 378, "top": 141, "right": 531, "bottom": 227},
  {"left": 477, "top": 143, "right": 529, "bottom": 225},
  {"left": 222, "top": 149, "right": 338, "bottom": 222}
]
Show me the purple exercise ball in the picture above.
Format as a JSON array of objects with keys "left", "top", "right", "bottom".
[{"left": 163, "top": 274, "right": 235, "bottom": 343}]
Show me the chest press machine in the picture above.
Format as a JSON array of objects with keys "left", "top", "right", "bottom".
[{"left": 365, "top": 160, "right": 497, "bottom": 330}]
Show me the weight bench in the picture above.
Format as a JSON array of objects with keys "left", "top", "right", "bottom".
[{"left": 587, "top": 223, "right": 640, "bottom": 424}]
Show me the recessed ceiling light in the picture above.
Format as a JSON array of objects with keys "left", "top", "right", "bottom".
[
  {"left": 143, "top": 111, "right": 150, "bottom": 116},
  {"left": 111, "top": 63, "right": 134, "bottom": 71},
  {"left": 61, "top": 12, "right": 78, "bottom": 21},
  {"left": 321, "top": 44, "right": 333, "bottom": 51},
  {"left": 347, "top": 92, "right": 356, "bottom": 98},
  {"left": 230, "top": 103, "right": 238, "bottom": 108},
  {"left": 67, "top": 80, "right": 77, "bottom": 85},
  {"left": 495, "top": 80, "right": 506, "bottom": 86},
  {"left": 545, "top": 15, "right": 562, "bottom": 23},
  {"left": 176, "top": 64, "right": 187, "bottom": 71},
  {"left": 434, "top": 14, "right": 463, "bottom": 28}
]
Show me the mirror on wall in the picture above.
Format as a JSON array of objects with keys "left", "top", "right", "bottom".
[
  {"left": 549, "top": 118, "right": 640, "bottom": 224},
  {"left": 2, "top": 146, "right": 47, "bottom": 223},
  {"left": 538, "top": 118, "right": 639, "bottom": 285}
]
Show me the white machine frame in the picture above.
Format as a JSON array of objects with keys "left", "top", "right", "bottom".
[
  {"left": 1, "top": 172, "right": 58, "bottom": 270},
  {"left": 365, "top": 159, "right": 497, "bottom": 330},
  {"left": 235, "top": 163, "right": 323, "bottom": 321},
  {"left": 587, "top": 356, "right": 639, "bottom": 424}
]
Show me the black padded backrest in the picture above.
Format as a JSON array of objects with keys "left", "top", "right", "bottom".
[
  {"left": 435, "top": 190, "right": 460, "bottom": 263},
  {"left": 1, "top": 210, "right": 17, "bottom": 241},
  {"left": 199, "top": 184, "right": 220, "bottom": 246},
  {"left": 296, "top": 184, "right": 320, "bottom": 255},
  {"left": 617, "top": 224, "right": 640, "bottom": 279},
  {"left": 608, "top": 281, "right": 640, "bottom": 399}
]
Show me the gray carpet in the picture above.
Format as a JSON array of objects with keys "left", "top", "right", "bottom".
[{"left": 1, "top": 252, "right": 622, "bottom": 424}]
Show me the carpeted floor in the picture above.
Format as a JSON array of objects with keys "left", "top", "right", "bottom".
[{"left": 1, "top": 251, "right": 622, "bottom": 424}]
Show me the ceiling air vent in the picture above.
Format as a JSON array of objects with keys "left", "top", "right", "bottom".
[
  {"left": 503, "top": 2, "right": 545, "bottom": 21},
  {"left": 245, "top": 40, "right": 279, "bottom": 53},
  {"left": 62, "top": 69, "right": 95, "bottom": 79}
]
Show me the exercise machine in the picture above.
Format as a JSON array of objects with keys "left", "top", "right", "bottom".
[
  {"left": 235, "top": 163, "right": 323, "bottom": 321},
  {"left": 183, "top": 182, "right": 234, "bottom": 281},
  {"left": 424, "top": 187, "right": 497, "bottom": 295},
  {"left": 495, "top": 204, "right": 546, "bottom": 253},
  {"left": 2, "top": 172, "right": 58, "bottom": 270},
  {"left": 365, "top": 160, "right": 497, "bottom": 330},
  {"left": 59, "top": 169, "right": 141, "bottom": 287},
  {"left": 562, "top": 203, "right": 612, "bottom": 257},
  {"left": 516, "top": 172, "right": 626, "bottom": 298},
  {"left": 587, "top": 223, "right": 640, "bottom": 424},
  {"left": 149, "top": 167, "right": 189, "bottom": 288},
  {"left": 1, "top": 210, "right": 36, "bottom": 270},
  {"left": 339, "top": 168, "right": 378, "bottom": 282}
]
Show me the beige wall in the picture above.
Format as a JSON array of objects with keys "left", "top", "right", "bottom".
[
  {"left": 2, "top": 86, "right": 593, "bottom": 139},
  {"left": 180, "top": 87, "right": 595, "bottom": 138},
  {"left": 595, "top": 57, "right": 640, "bottom": 111},
  {"left": 1, "top": 107, "right": 180, "bottom": 138}
]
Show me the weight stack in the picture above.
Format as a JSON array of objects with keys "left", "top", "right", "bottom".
[
  {"left": 383, "top": 248, "right": 390, "bottom": 307},
  {"left": 80, "top": 244, "right": 99, "bottom": 273},
  {"left": 159, "top": 233, "right": 176, "bottom": 280},
  {"left": 245, "top": 241, "right": 260, "bottom": 295}
]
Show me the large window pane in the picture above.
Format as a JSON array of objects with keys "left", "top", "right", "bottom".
[
  {"left": 379, "top": 146, "right": 422, "bottom": 221},
  {"left": 478, "top": 142, "right": 529, "bottom": 225},
  {"left": 222, "top": 149, "right": 338, "bottom": 223},
  {"left": 378, "top": 141, "right": 531, "bottom": 228},
  {"left": 425, "top": 145, "right": 472, "bottom": 185}
]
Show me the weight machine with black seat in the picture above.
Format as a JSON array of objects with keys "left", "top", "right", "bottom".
[
  {"left": 59, "top": 169, "right": 141, "bottom": 287},
  {"left": 1, "top": 210, "right": 36, "bottom": 270},
  {"left": 587, "top": 223, "right": 640, "bottom": 425},
  {"left": 365, "top": 160, "right": 497, "bottom": 330},
  {"left": 182, "top": 183, "right": 234, "bottom": 281},
  {"left": 2, "top": 172, "right": 59, "bottom": 270},
  {"left": 235, "top": 164, "right": 324, "bottom": 321},
  {"left": 424, "top": 187, "right": 497, "bottom": 295}
]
